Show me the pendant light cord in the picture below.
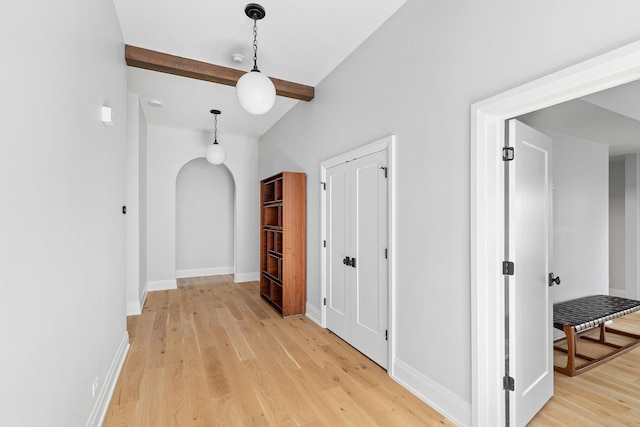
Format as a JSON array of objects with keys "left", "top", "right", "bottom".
[
  {"left": 252, "top": 15, "right": 259, "bottom": 72},
  {"left": 213, "top": 113, "right": 218, "bottom": 144}
]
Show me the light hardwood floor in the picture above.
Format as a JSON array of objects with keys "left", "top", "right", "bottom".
[
  {"left": 103, "top": 275, "right": 454, "bottom": 426},
  {"left": 530, "top": 311, "right": 640, "bottom": 426},
  {"left": 104, "top": 275, "right": 640, "bottom": 426}
]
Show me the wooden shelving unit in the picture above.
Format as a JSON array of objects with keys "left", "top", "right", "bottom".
[{"left": 260, "top": 172, "right": 306, "bottom": 317}]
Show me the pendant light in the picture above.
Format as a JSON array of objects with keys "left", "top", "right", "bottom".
[
  {"left": 236, "top": 3, "right": 276, "bottom": 115},
  {"left": 206, "top": 109, "right": 226, "bottom": 165}
]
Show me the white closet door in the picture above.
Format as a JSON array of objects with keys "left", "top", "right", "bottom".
[
  {"left": 326, "top": 162, "right": 351, "bottom": 340},
  {"left": 325, "top": 150, "right": 389, "bottom": 369},
  {"left": 351, "top": 150, "right": 389, "bottom": 368}
]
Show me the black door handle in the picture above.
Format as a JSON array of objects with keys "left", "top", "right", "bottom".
[
  {"left": 549, "top": 273, "right": 561, "bottom": 287},
  {"left": 342, "top": 256, "right": 356, "bottom": 268}
]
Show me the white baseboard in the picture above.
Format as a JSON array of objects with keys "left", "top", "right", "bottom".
[
  {"left": 392, "top": 358, "right": 470, "bottom": 427},
  {"left": 176, "top": 266, "right": 234, "bottom": 279},
  {"left": 234, "top": 272, "right": 259, "bottom": 283},
  {"left": 85, "top": 332, "right": 130, "bottom": 427},
  {"left": 609, "top": 288, "right": 627, "bottom": 298},
  {"left": 139, "top": 287, "right": 148, "bottom": 312},
  {"left": 147, "top": 279, "right": 177, "bottom": 292},
  {"left": 305, "top": 302, "right": 322, "bottom": 326},
  {"left": 126, "top": 300, "right": 141, "bottom": 316},
  {"left": 126, "top": 287, "right": 148, "bottom": 316}
]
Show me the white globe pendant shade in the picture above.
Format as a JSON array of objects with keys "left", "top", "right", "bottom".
[
  {"left": 236, "top": 70, "right": 276, "bottom": 115},
  {"left": 206, "top": 143, "right": 226, "bottom": 165}
]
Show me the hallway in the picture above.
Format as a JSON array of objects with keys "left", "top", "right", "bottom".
[{"left": 103, "top": 276, "right": 452, "bottom": 426}]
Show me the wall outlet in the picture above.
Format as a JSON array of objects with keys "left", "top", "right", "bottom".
[{"left": 92, "top": 377, "right": 99, "bottom": 398}]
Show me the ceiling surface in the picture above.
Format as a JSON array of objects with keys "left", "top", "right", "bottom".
[
  {"left": 114, "top": 1, "right": 640, "bottom": 152},
  {"left": 518, "top": 79, "right": 640, "bottom": 157},
  {"left": 113, "top": 0, "right": 408, "bottom": 137}
]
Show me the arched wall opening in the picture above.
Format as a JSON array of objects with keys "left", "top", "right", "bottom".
[
  {"left": 175, "top": 158, "right": 235, "bottom": 278},
  {"left": 144, "top": 127, "right": 260, "bottom": 294}
]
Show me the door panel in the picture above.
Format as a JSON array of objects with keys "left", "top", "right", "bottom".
[
  {"left": 325, "top": 149, "right": 389, "bottom": 369},
  {"left": 326, "top": 163, "right": 350, "bottom": 340},
  {"left": 352, "top": 151, "right": 388, "bottom": 368},
  {"left": 507, "top": 119, "right": 553, "bottom": 426}
]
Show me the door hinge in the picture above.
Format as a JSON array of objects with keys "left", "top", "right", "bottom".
[
  {"left": 324, "top": 298, "right": 327, "bottom": 306},
  {"left": 380, "top": 166, "right": 388, "bottom": 178},
  {"left": 385, "top": 330, "right": 388, "bottom": 341},
  {"left": 503, "top": 375, "right": 515, "bottom": 391},
  {"left": 384, "top": 248, "right": 388, "bottom": 259},
  {"left": 502, "top": 261, "right": 514, "bottom": 276},
  {"left": 502, "top": 147, "right": 514, "bottom": 161},
  {"left": 321, "top": 181, "right": 326, "bottom": 190}
]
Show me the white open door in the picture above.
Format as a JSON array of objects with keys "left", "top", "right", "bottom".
[
  {"left": 325, "top": 149, "right": 389, "bottom": 369},
  {"left": 506, "top": 119, "right": 554, "bottom": 426}
]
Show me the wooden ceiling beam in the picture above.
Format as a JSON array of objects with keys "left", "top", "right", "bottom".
[{"left": 125, "top": 45, "right": 314, "bottom": 102}]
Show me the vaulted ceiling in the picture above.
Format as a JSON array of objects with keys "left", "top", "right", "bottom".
[{"left": 113, "top": 0, "right": 408, "bottom": 137}]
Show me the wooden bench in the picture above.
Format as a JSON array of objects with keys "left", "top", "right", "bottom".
[{"left": 553, "top": 295, "right": 640, "bottom": 376}]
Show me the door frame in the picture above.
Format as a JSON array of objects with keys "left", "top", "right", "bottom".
[
  {"left": 471, "top": 40, "right": 640, "bottom": 426},
  {"left": 320, "top": 135, "right": 396, "bottom": 373}
]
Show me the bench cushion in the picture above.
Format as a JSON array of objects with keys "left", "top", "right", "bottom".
[{"left": 553, "top": 294, "right": 640, "bottom": 332}]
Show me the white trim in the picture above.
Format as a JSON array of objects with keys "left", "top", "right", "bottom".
[
  {"left": 234, "top": 272, "right": 259, "bottom": 283},
  {"left": 609, "top": 288, "right": 627, "bottom": 298},
  {"left": 85, "top": 332, "right": 130, "bottom": 427},
  {"left": 147, "top": 279, "right": 177, "bottom": 292},
  {"left": 392, "top": 358, "right": 471, "bottom": 427},
  {"left": 126, "top": 300, "right": 141, "bottom": 316},
  {"left": 305, "top": 302, "right": 322, "bottom": 326},
  {"left": 471, "top": 40, "right": 640, "bottom": 427},
  {"left": 139, "top": 287, "right": 147, "bottom": 311},
  {"left": 176, "top": 266, "right": 234, "bottom": 279},
  {"left": 126, "top": 286, "right": 148, "bottom": 316},
  {"left": 319, "top": 134, "right": 396, "bottom": 369}
]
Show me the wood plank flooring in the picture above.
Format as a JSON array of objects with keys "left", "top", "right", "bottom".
[
  {"left": 104, "top": 275, "right": 640, "bottom": 426},
  {"left": 530, "top": 311, "right": 640, "bottom": 426},
  {"left": 103, "top": 275, "right": 453, "bottom": 426}
]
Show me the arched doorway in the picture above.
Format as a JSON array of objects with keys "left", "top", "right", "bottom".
[{"left": 175, "top": 158, "right": 235, "bottom": 278}]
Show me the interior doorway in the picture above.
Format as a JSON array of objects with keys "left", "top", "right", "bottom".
[
  {"left": 324, "top": 148, "right": 389, "bottom": 369},
  {"left": 471, "top": 40, "right": 640, "bottom": 426},
  {"left": 175, "top": 158, "right": 235, "bottom": 279},
  {"left": 320, "top": 135, "right": 396, "bottom": 371}
]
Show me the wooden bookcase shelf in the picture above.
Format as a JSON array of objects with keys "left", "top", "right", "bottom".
[{"left": 259, "top": 172, "right": 306, "bottom": 317}]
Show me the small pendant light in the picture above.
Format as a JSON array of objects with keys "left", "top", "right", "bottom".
[
  {"left": 206, "top": 109, "right": 226, "bottom": 165},
  {"left": 236, "top": 3, "right": 276, "bottom": 115}
]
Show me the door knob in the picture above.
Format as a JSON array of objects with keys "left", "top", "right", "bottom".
[
  {"left": 549, "top": 273, "right": 561, "bottom": 287},
  {"left": 342, "top": 256, "right": 356, "bottom": 268}
]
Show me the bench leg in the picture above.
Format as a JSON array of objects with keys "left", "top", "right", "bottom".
[
  {"left": 554, "top": 325, "right": 577, "bottom": 376},
  {"left": 555, "top": 322, "right": 640, "bottom": 376}
]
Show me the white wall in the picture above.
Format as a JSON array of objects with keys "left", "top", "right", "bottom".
[
  {"left": 146, "top": 127, "right": 259, "bottom": 289},
  {"left": 125, "top": 94, "right": 148, "bottom": 315},
  {"left": 0, "top": 0, "right": 128, "bottom": 426},
  {"left": 139, "top": 100, "right": 148, "bottom": 305},
  {"left": 610, "top": 157, "right": 626, "bottom": 295},
  {"left": 258, "top": 0, "right": 640, "bottom": 424},
  {"left": 624, "top": 153, "right": 640, "bottom": 298},
  {"left": 126, "top": 94, "right": 148, "bottom": 315},
  {"left": 176, "top": 158, "right": 234, "bottom": 276},
  {"left": 548, "top": 132, "right": 609, "bottom": 303}
]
